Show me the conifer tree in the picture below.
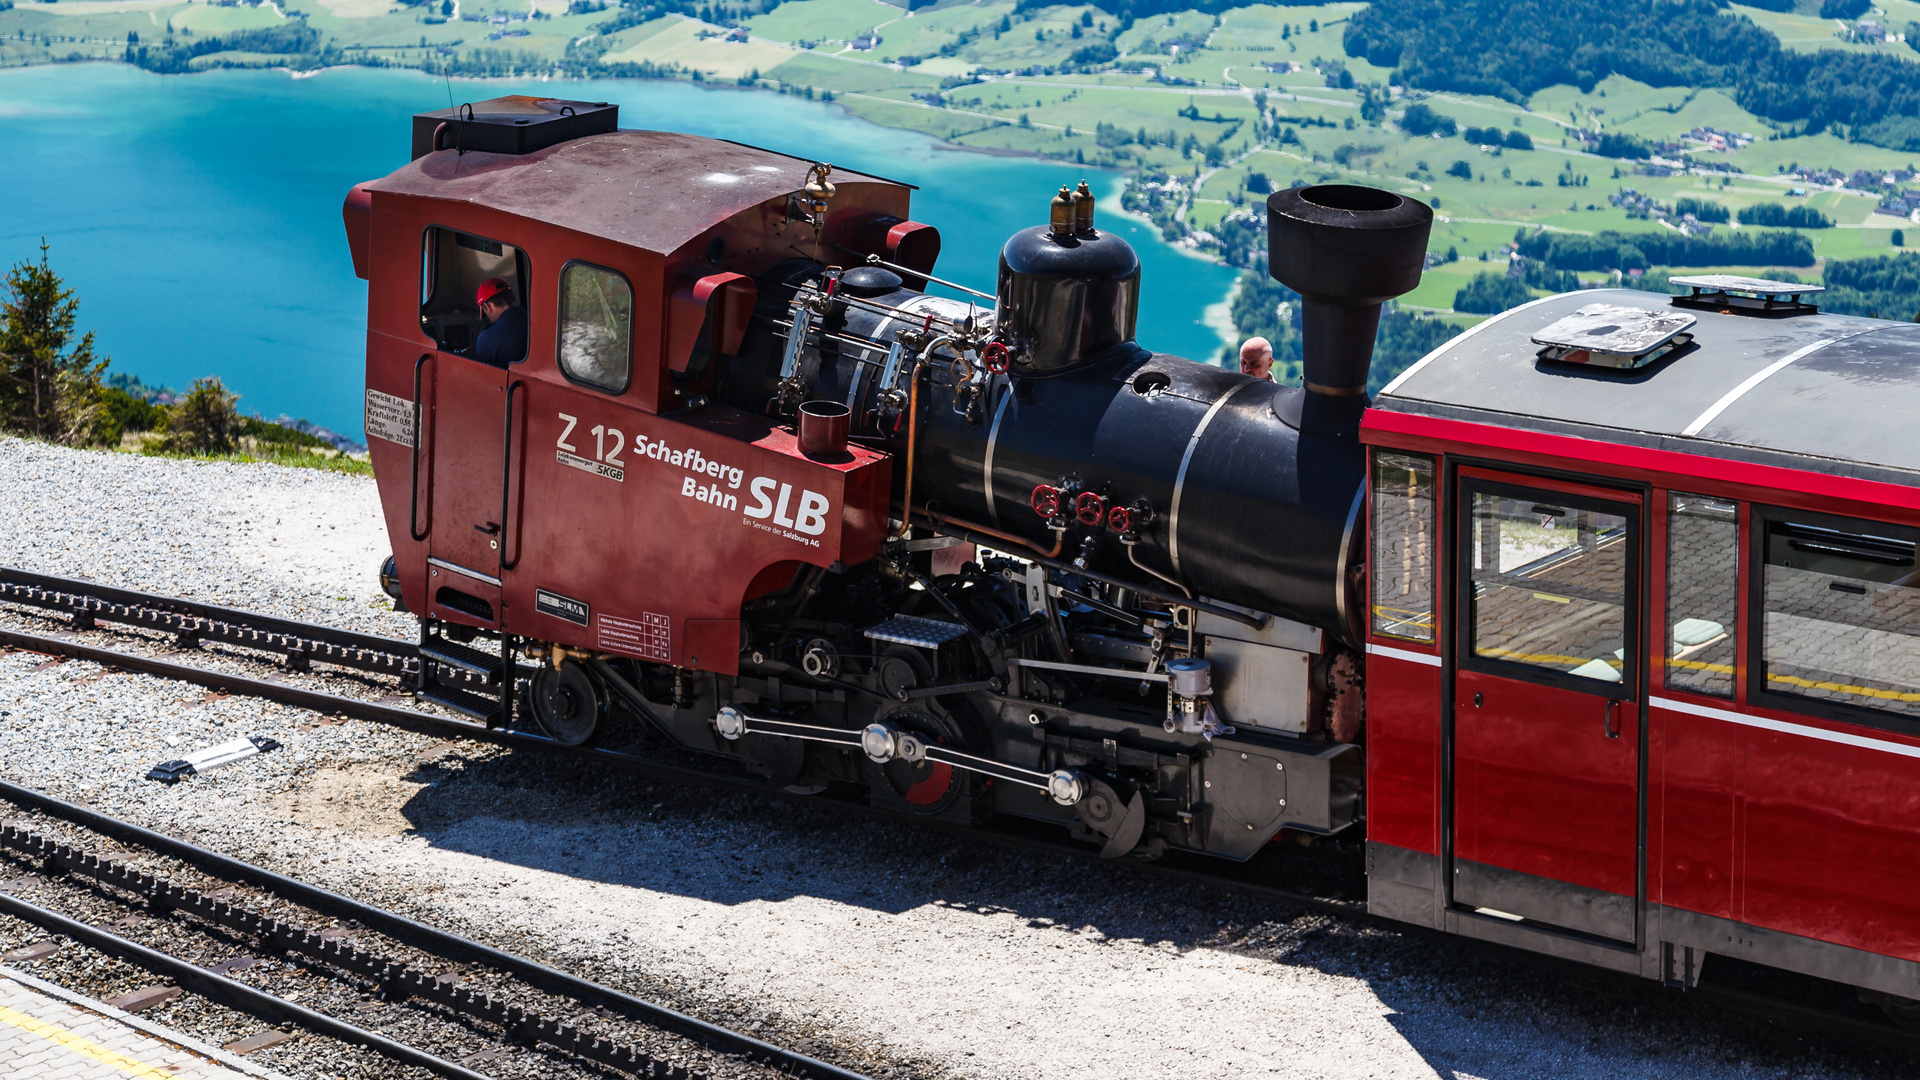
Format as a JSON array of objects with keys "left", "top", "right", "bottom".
[{"left": 0, "top": 240, "right": 111, "bottom": 446}]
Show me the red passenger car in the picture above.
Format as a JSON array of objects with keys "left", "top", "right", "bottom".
[{"left": 1363, "top": 282, "right": 1920, "bottom": 1003}]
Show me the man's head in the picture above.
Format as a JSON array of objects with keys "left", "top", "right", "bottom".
[
  {"left": 476, "top": 278, "right": 514, "bottom": 323},
  {"left": 1239, "top": 336, "right": 1274, "bottom": 380}
]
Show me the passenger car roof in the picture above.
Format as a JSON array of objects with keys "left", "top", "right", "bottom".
[
  {"left": 366, "top": 129, "right": 901, "bottom": 256},
  {"left": 1376, "top": 288, "right": 1920, "bottom": 486}
]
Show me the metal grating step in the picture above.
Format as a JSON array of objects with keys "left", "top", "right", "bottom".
[
  {"left": 416, "top": 684, "right": 502, "bottom": 724},
  {"left": 419, "top": 638, "right": 500, "bottom": 680}
]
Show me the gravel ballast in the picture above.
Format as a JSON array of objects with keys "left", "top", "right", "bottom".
[{"left": 0, "top": 435, "right": 1911, "bottom": 1080}]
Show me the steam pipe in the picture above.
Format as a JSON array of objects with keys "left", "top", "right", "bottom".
[
  {"left": 890, "top": 335, "right": 958, "bottom": 538},
  {"left": 920, "top": 507, "right": 1064, "bottom": 559}
]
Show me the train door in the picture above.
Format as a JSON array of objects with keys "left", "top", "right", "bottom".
[
  {"left": 425, "top": 357, "right": 509, "bottom": 626},
  {"left": 1450, "top": 469, "right": 1642, "bottom": 942},
  {"left": 417, "top": 226, "right": 528, "bottom": 628}
]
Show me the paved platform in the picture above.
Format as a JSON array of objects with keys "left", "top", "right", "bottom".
[{"left": 0, "top": 965, "right": 290, "bottom": 1079}]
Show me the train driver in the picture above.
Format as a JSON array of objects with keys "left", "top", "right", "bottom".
[
  {"left": 1239, "top": 336, "right": 1275, "bottom": 381},
  {"left": 469, "top": 278, "right": 528, "bottom": 367}
]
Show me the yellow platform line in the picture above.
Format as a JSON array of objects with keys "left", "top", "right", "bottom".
[{"left": 0, "top": 1001, "right": 179, "bottom": 1078}]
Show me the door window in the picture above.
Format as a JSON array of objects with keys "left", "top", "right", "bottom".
[
  {"left": 1371, "top": 451, "right": 1437, "bottom": 643},
  {"left": 1759, "top": 514, "right": 1920, "bottom": 720},
  {"left": 1665, "top": 494, "right": 1738, "bottom": 697},
  {"left": 557, "top": 261, "right": 633, "bottom": 392},
  {"left": 1467, "top": 489, "right": 1632, "bottom": 687}
]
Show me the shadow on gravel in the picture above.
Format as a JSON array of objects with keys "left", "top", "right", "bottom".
[
  {"left": 389, "top": 745, "right": 1364, "bottom": 924},
  {"left": 390, "top": 746, "right": 1920, "bottom": 1080}
]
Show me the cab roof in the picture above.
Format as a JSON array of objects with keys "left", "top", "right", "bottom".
[
  {"left": 366, "top": 129, "right": 903, "bottom": 257},
  {"left": 1376, "top": 288, "right": 1920, "bottom": 487}
]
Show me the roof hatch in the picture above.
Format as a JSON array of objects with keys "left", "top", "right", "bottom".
[
  {"left": 1669, "top": 274, "right": 1822, "bottom": 317},
  {"left": 410, "top": 96, "right": 619, "bottom": 160},
  {"left": 1531, "top": 303, "right": 1696, "bottom": 370}
]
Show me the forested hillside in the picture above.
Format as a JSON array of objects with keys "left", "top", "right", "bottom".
[{"left": 1345, "top": 0, "right": 1920, "bottom": 150}]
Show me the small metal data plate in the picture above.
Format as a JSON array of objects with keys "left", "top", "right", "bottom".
[
  {"left": 864, "top": 615, "right": 969, "bottom": 648},
  {"left": 1668, "top": 274, "right": 1825, "bottom": 298},
  {"left": 1532, "top": 304, "right": 1697, "bottom": 357}
]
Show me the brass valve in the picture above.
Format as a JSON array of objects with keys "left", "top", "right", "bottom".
[
  {"left": 1073, "top": 180, "right": 1096, "bottom": 235},
  {"left": 1049, "top": 185, "right": 1075, "bottom": 239},
  {"left": 803, "top": 162, "right": 836, "bottom": 227}
]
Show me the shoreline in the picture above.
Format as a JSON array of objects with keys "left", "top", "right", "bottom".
[{"left": 0, "top": 59, "right": 1249, "bottom": 436}]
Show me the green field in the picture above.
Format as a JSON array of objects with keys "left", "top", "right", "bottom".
[{"left": 7, "top": 0, "right": 1920, "bottom": 321}]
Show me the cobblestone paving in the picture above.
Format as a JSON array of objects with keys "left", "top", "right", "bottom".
[{"left": 0, "top": 969, "right": 268, "bottom": 1080}]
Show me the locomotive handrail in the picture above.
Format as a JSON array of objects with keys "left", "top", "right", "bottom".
[
  {"left": 832, "top": 246, "right": 996, "bottom": 303},
  {"left": 500, "top": 378, "right": 526, "bottom": 572},
  {"left": 408, "top": 352, "right": 433, "bottom": 542}
]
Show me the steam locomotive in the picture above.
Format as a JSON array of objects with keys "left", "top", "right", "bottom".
[{"left": 345, "top": 96, "right": 1920, "bottom": 1015}]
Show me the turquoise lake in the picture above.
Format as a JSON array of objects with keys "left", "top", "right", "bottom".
[{"left": 0, "top": 64, "right": 1239, "bottom": 440}]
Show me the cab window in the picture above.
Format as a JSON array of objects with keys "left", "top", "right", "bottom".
[
  {"left": 557, "top": 261, "right": 633, "bottom": 392},
  {"left": 420, "top": 227, "right": 528, "bottom": 361},
  {"left": 1758, "top": 512, "right": 1920, "bottom": 721}
]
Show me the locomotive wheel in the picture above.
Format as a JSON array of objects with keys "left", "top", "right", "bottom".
[
  {"left": 530, "top": 660, "right": 604, "bottom": 748},
  {"left": 870, "top": 703, "right": 968, "bottom": 815}
]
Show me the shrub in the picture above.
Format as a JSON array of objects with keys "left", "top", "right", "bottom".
[
  {"left": 1446, "top": 159, "right": 1473, "bottom": 180},
  {"left": 1503, "top": 129, "right": 1532, "bottom": 150},
  {"left": 101, "top": 386, "right": 165, "bottom": 442},
  {"left": 151, "top": 377, "right": 241, "bottom": 455}
]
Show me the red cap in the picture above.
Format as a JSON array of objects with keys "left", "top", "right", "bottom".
[{"left": 475, "top": 278, "right": 512, "bottom": 306}]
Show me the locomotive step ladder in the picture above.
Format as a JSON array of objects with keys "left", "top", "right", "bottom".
[{"left": 415, "top": 626, "right": 518, "bottom": 727}]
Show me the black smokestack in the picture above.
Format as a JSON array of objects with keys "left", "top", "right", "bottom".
[{"left": 1266, "top": 185, "right": 1433, "bottom": 397}]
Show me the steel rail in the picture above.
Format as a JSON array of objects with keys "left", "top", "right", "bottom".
[
  {"left": 0, "top": 566, "right": 411, "bottom": 657},
  {"left": 0, "top": 889, "right": 492, "bottom": 1080},
  {"left": 0, "top": 817, "right": 721, "bottom": 1079},
  {"left": 0, "top": 757, "right": 870, "bottom": 1080}
]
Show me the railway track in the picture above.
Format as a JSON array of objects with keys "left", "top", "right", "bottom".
[
  {"left": 1, "top": 565, "right": 1917, "bottom": 1064},
  {"left": 0, "top": 778, "right": 871, "bottom": 1080}
]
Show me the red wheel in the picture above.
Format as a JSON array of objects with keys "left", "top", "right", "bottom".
[
  {"left": 1075, "top": 491, "right": 1107, "bottom": 527},
  {"left": 868, "top": 694, "right": 973, "bottom": 816},
  {"left": 897, "top": 760, "right": 956, "bottom": 806},
  {"left": 1107, "top": 505, "right": 1131, "bottom": 533},
  {"left": 982, "top": 342, "right": 1011, "bottom": 374},
  {"left": 1031, "top": 485, "right": 1060, "bottom": 518}
]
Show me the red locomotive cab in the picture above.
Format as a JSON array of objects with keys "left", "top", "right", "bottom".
[{"left": 347, "top": 97, "right": 927, "bottom": 700}]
